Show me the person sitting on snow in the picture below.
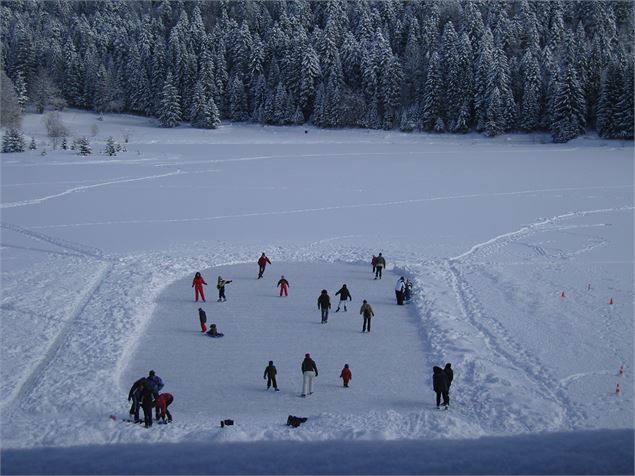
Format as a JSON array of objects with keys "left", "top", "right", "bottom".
[{"left": 206, "top": 323, "right": 224, "bottom": 338}]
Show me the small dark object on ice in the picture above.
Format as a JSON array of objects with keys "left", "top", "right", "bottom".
[
  {"left": 287, "top": 415, "right": 308, "bottom": 427},
  {"left": 220, "top": 419, "right": 234, "bottom": 428}
]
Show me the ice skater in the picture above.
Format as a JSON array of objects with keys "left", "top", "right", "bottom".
[
  {"left": 359, "top": 299, "right": 374, "bottom": 333},
  {"left": 301, "top": 353, "right": 318, "bottom": 397},
  {"left": 263, "top": 360, "right": 279, "bottom": 391},
  {"left": 340, "top": 364, "right": 352, "bottom": 388},
  {"left": 192, "top": 272, "right": 207, "bottom": 302},
  {"left": 335, "top": 284, "right": 352, "bottom": 312},
  {"left": 257, "top": 253, "right": 271, "bottom": 279},
  {"left": 317, "top": 289, "right": 331, "bottom": 323},
  {"left": 217, "top": 276, "right": 232, "bottom": 302},
  {"left": 277, "top": 275, "right": 290, "bottom": 296}
]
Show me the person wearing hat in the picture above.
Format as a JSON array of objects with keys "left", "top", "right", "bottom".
[
  {"left": 395, "top": 277, "right": 406, "bottom": 305},
  {"left": 277, "top": 275, "right": 290, "bottom": 297},
  {"left": 301, "top": 353, "right": 318, "bottom": 397},
  {"left": 192, "top": 272, "right": 207, "bottom": 302},
  {"left": 217, "top": 276, "right": 232, "bottom": 302},
  {"left": 263, "top": 360, "right": 279, "bottom": 391}
]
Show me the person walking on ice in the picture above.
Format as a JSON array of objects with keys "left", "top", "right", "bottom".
[
  {"left": 371, "top": 255, "right": 377, "bottom": 274},
  {"left": 192, "top": 272, "right": 207, "bottom": 302},
  {"left": 335, "top": 284, "right": 352, "bottom": 312},
  {"left": 301, "top": 353, "right": 318, "bottom": 397},
  {"left": 395, "top": 277, "right": 406, "bottom": 305},
  {"left": 340, "top": 364, "right": 352, "bottom": 388},
  {"left": 359, "top": 300, "right": 374, "bottom": 333},
  {"left": 317, "top": 289, "right": 331, "bottom": 323},
  {"left": 217, "top": 276, "right": 232, "bottom": 302},
  {"left": 257, "top": 253, "right": 271, "bottom": 279},
  {"left": 433, "top": 366, "right": 450, "bottom": 409},
  {"left": 374, "top": 253, "right": 386, "bottom": 279},
  {"left": 277, "top": 276, "right": 290, "bottom": 296},
  {"left": 263, "top": 360, "right": 279, "bottom": 391},
  {"left": 198, "top": 308, "right": 207, "bottom": 333}
]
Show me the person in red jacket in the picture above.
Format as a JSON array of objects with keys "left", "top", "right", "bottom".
[
  {"left": 155, "top": 393, "right": 173, "bottom": 423},
  {"left": 340, "top": 364, "right": 352, "bottom": 388},
  {"left": 257, "top": 253, "right": 272, "bottom": 279},
  {"left": 192, "top": 272, "right": 207, "bottom": 302},
  {"left": 277, "top": 275, "right": 289, "bottom": 296}
]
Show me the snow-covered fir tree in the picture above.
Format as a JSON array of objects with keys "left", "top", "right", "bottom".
[
  {"left": 2, "top": 128, "right": 26, "bottom": 153},
  {"left": 105, "top": 137, "right": 117, "bottom": 156},
  {"left": 75, "top": 137, "right": 92, "bottom": 156},
  {"left": 0, "top": 0, "right": 632, "bottom": 142}
]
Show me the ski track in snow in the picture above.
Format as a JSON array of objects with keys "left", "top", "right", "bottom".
[
  {"left": 0, "top": 171, "right": 182, "bottom": 209},
  {"left": 25, "top": 187, "right": 634, "bottom": 230}
]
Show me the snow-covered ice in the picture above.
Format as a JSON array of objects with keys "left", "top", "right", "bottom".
[{"left": 1, "top": 111, "right": 633, "bottom": 474}]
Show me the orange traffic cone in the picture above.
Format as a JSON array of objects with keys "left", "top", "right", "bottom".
[
  {"left": 609, "top": 297, "right": 614, "bottom": 305},
  {"left": 616, "top": 383, "right": 621, "bottom": 395},
  {"left": 619, "top": 365, "right": 624, "bottom": 376},
  {"left": 561, "top": 291, "right": 566, "bottom": 298}
]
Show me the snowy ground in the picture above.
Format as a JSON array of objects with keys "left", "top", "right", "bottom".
[{"left": 1, "top": 110, "right": 633, "bottom": 474}]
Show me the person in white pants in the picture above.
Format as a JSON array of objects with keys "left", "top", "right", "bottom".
[{"left": 301, "top": 353, "right": 318, "bottom": 397}]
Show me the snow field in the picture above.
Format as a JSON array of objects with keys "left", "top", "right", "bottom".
[{"left": 1, "top": 110, "right": 633, "bottom": 473}]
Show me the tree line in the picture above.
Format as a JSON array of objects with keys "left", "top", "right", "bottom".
[{"left": 1, "top": 0, "right": 633, "bottom": 144}]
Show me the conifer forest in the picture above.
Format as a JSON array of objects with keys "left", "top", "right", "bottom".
[{"left": 1, "top": 0, "right": 633, "bottom": 143}]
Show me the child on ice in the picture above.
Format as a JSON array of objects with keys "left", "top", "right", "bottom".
[{"left": 340, "top": 364, "right": 352, "bottom": 388}]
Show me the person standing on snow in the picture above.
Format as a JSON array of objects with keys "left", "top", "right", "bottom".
[
  {"left": 340, "top": 364, "right": 352, "bottom": 388},
  {"left": 192, "top": 272, "right": 207, "bottom": 302},
  {"left": 148, "top": 370, "right": 164, "bottom": 393},
  {"left": 277, "top": 276, "right": 290, "bottom": 296},
  {"left": 139, "top": 378, "right": 157, "bottom": 427},
  {"left": 335, "top": 284, "right": 352, "bottom": 312},
  {"left": 263, "top": 360, "right": 279, "bottom": 391},
  {"left": 371, "top": 255, "right": 377, "bottom": 274},
  {"left": 317, "top": 289, "right": 331, "bottom": 323},
  {"left": 198, "top": 308, "right": 207, "bottom": 333},
  {"left": 433, "top": 366, "right": 450, "bottom": 408},
  {"left": 374, "top": 253, "right": 386, "bottom": 279},
  {"left": 444, "top": 363, "right": 454, "bottom": 404},
  {"left": 359, "top": 299, "right": 374, "bottom": 333},
  {"left": 155, "top": 392, "right": 174, "bottom": 423},
  {"left": 301, "top": 353, "right": 318, "bottom": 397},
  {"left": 257, "top": 253, "right": 272, "bottom": 279},
  {"left": 395, "top": 277, "right": 406, "bottom": 305},
  {"left": 127, "top": 377, "right": 146, "bottom": 423},
  {"left": 217, "top": 276, "right": 232, "bottom": 302}
]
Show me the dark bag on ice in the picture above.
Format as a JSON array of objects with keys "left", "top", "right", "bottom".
[
  {"left": 220, "top": 419, "right": 234, "bottom": 428},
  {"left": 286, "top": 415, "right": 308, "bottom": 428}
]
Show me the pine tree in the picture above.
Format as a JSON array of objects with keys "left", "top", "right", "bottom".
[
  {"left": 421, "top": 52, "right": 443, "bottom": 131},
  {"left": 2, "top": 128, "right": 26, "bottom": 153},
  {"left": 228, "top": 74, "right": 248, "bottom": 122},
  {"left": 105, "top": 137, "right": 117, "bottom": 156},
  {"left": 298, "top": 45, "right": 321, "bottom": 117},
  {"left": 14, "top": 70, "right": 28, "bottom": 112},
  {"left": 485, "top": 87, "right": 504, "bottom": 137},
  {"left": 519, "top": 50, "right": 542, "bottom": 131},
  {"left": 551, "top": 63, "right": 586, "bottom": 143},
  {"left": 614, "top": 58, "right": 634, "bottom": 139},
  {"left": 597, "top": 59, "right": 624, "bottom": 139},
  {"left": 158, "top": 72, "right": 182, "bottom": 128},
  {"left": 76, "top": 137, "right": 92, "bottom": 156},
  {"left": 190, "top": 81, "right": 207, "bottom": 128}
]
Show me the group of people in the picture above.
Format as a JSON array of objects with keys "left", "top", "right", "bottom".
[
  {"left": 128, "top": 370, "right": 174, "bottom": 427},
  {"left": 188, "top": 252, "right": 452, "bottom": 409}
]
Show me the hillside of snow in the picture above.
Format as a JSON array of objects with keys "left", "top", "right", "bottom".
[{"left": 1, "top": 110, "right": 633, "bottom": 474}]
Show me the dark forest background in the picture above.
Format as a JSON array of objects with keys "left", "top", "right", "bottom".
[{"left": 1, "top": 0, "right": 633, "bottom": 143}]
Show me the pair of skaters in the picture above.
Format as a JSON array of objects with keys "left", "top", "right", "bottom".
[{"left": 192, "top": 272, "right": 232, "bottom": 302}]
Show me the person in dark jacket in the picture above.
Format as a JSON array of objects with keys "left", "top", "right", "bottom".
[
  {"left": 335, "top": 284, "right": 352, "bottom": 312},
  {"left": 371, "top": 255, "right": 377, "bottom": 274},
  {"left": 257, "top": 253, "right": 272, "bottom": 279},
  {"left": 374, "top": 253, "right": 386, "bottom": 279},
  {"left": 359, "top": 300, "right": 374, "bottom": 333},
  {"left": 277, "top": 276, "right": 290, "bottom": 297},
  {"left": 192, "top": 272, "right": 207, "bottom": 302},
  {"left": 395, "top": 277, "right": 406, "bottom": 305},
  {"left": 444, "top": 363, "right": 454, "bottom": 402},
  {"left": 217, "top": 276, "right": 232, "bottom": 302},
  {"left": 433, "top": 366, "right": 450, "bottom": 408},
  {"left": 128, "top": 377, "right": 145, "bottom": 423},
  {"left": 155, "top": 393, "right": 173, "bottom": 423},
  {"left": 198, "top": 308, "right": 207, "bottom": 333},
  {"left": 263, "top": 360, "right": 279, "bottom": 391},
  {"left": 206, "top": 323, "right": 224, "bottom": 337},
  {"left": 301, "top": 353, "right": 318, "bottom": 396},
  {"left": 317, "top": 289, "right": 331, "bottom": 323}
]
